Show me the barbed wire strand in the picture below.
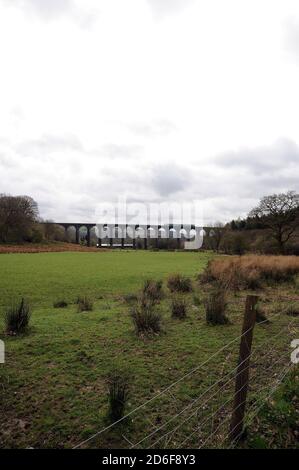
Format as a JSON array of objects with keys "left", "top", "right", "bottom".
[
  {"left": 132, "top": 319, "right": 295, "bottom": 448},
  {"left": 72, "top": 318, "right": 269, "bottom": 449},
  {"left": 152, "top": 383, "right": 238, "bottom": 449},
  {"left": 198, "top": 358, "right": 293, "bottom": 449},
  {"left": 176, "top": 350, "right": 292, "bottom": 449},
  {"left": 73, "top": 312, "right": 296, "bottom": 449},
  {"left": 146, "top": 351, "right": 272, "bottom": 450},
  {"left": 227, "top": 362, "right": 295, "bottom": 449},
  {"left": 150, "top": 338, "right": 293, "bottom": 449}
]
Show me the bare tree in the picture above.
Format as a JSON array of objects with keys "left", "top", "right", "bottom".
[
  {"left": 209, "top": 222, "right": 227, "bottom": 252},
  {"left": 249, "top": 191, "right": 299, "bottom": 253},
  {"left": 42, "top": 220, "right": 65, "bottom": 241},
  {"left": 0, "top": 194, "right": 39, "bottom": 242}
]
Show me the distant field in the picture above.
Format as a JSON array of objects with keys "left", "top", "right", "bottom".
[
  {"left": 0, "top": 251, "right": 297, "bottom": 449},
  {"left": 0, "top": 250, "right": 211, "bottom": 306}
]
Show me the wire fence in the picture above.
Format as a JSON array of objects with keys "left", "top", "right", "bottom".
[{"left": 73, "top": 302, "right": 298, "bottom": 450}]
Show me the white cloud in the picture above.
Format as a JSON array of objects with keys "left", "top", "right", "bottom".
[
  {"left": 284, "top": 16, "right": 299, "bottom": 61},
  {"left": 127, "top": 119, "right": 177, "bottom": 137},
  {"left": 6, "top": 0, "right": 73, "bottom": 18},
  {"left": 146, "top": 0, "right": 195, "bottom": 18},
  {"left": 0, "top": 0, "right": 298, "bottom": 224},
  {"left": 1, "top": 0, "right": 98, "bottom": 28}
]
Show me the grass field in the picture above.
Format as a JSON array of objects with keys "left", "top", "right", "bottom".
[
  {"left": 0, "top": 250, "right": 298, "bottom": 449},
  {"left": 0, "top": 251, "right": 211, "bottom": 306}
]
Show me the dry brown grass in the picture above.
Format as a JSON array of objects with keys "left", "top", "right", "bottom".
[
  {"left": 0, "top": 243, "right": 107, "bottom": 254},
  {"left": 200, "top": 255, "right": 299, "bottom": 290}
]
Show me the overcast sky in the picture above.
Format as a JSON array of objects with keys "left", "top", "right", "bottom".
[{"left": 1, "top": 0, "right": 299, "bottom": 223}]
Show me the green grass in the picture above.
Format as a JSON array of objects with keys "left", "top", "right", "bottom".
[
  {"left": 0, "top": 251, "right": 211, "bottom": 307},
  {"left": 244, "top": 368, "right": 299, "bottom": 449},
  {"left": 0, "top": 250, "right": 297, "bottom": 449}
]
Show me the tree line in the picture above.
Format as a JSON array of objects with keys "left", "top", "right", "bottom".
[
  {"left": 0, "top": 191, "right": 298, "bottom": 253},
  {"left": 0, "top": 194, "right": 63, "bottom": 243},
  {"left": 207, "top": 191, "right": 299, "bottom": 254}
]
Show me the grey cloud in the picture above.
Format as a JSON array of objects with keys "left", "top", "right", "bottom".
[
  {"left": 97, "top": 144, "right": 143, "bottom": 160},
  {"left": 1, "top": 132, "right": 299, "bottom": 224},
  {"left": 128, "top": 119, "right": 177, "bottom": 137},
  {"left": 82, "top": 164, "right": 154, "bottom": 203},
  {"left": 213, "top": 138, "right": 299, "bottom": 174},
  {"left": 177, "top": 139, "right": 299, "bottom": 223},
  {"left": 151, "top": 163, "right": 191, "bottom": 196},
  {"left": 0, "top": 152, "right": 17, "bottom": 169},
  {"left": 147, "top": 0, "right": 195, "bottom": 18},
  {"left": 16, "top": 135, "right": 142, "bottom": 163},
  {"left": 190, "top": 160, "right": 299, "bottom": 204},
  {"left": 252, "top": 172, "right": 299, "bottom": 197}
]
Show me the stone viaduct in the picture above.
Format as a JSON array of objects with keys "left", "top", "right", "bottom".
[{"left": 45, "top": 223, "right": 213, "bottom": 248}]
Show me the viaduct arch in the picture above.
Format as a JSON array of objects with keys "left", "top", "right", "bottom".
[{"left": 44, "top": 223, "right": 213, "bottom": 248}]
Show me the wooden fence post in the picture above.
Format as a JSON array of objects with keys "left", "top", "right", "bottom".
[{"left": 229, "top": 294, "right": 258, "bottom": 442}]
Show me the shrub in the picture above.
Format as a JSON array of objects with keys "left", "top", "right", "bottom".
[
  {"left": 205, "top": 289, "right": 229, "bottom": 325},
  {"left": 77, "top": 295, "right": 93, "bottom": 312},
  {"left": 4, "top": 298, "right": 31, "bottom": 334},
  {"left": 107, "top": 372, "right": 129, "bottom": 422},
  {"left": 154, "top": 238, "right": 179, "bottom": 250},
  {"left": 230, "top": 233, "right": 248, "bottom": 255},
  {"left": 141, "top": 279, "right": 164, "bottom": 303},
  {"left": 131, "top": 299, "right": 161, "bottom": 335},
  {"left": 200, "top": 255, "right": 299, "bottom": 290},
  {"left": 221, "top": 232, "right": 248, "bottom": 255},
  {"left": 171, "top": 296, "right": 187, "bottom": 319},
  {"left": 193, "top": 294, "right": 201, "bottom": 306},
  {"left": 167, "top": 273, "right": 193, "bottom": 293},
  {"left": 53, "top": 299, "right": 68, "bottom": 308},
  {"left": 26, "top": 226, "right": 44, "bottom": 243},
  {"left": 284, "top": 304, "right": 299, "bottom": 317}
]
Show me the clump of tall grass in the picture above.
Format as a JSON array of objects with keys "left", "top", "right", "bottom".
[
  {"left": 107, "top": 371, "right": 129, "bottom": 422},
  {"left": 284, "top": 304, "right": 299, "bottom": 317},
  {"left": 77, "top": 295, "right": 93, "bottom": 312},
  {"left": 200, "top": 255, "right": 299, "bottom": 290},
  {"left": 131, "top": 297, "right": 161, "bottom": 336},
  {"left": 167, "top": 273, "right": 193, "bottom": 293},
  {"left": 205, "top": 288, "right": 229, "bottom": 325},
  {"left": 199, "top": 260, "right": 216, "bottom": 284},
  {"left": 4, "top": 298, "right": 31, "bottom": 334},
  {"left": 141, "top": 279, "right": 164, "bottom": 303},
  {"left": 171, "top": 296, "right": 187, "bottom": 319},
  {"left": 53, "top": 299, "right": 68, "bottom": 308},
  {"left": 245, "top": 269, "right": 262, "bottom": 290}
]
